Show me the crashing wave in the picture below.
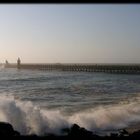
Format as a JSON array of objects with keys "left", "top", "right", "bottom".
[{"left": 0, "top": 95, "right": 140, "bottom": 136}]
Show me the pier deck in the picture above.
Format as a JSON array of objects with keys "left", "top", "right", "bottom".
[{"left": 3, "top": 63, "right": 140, "bottom": 74}]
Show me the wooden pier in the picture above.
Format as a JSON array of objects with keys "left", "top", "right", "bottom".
[{"left": 3, "top": 63, "right": 140, "bottom": 74}]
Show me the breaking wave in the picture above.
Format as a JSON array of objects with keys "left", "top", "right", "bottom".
[{"left": 0, "top": 95, "right": 140, "bottom": 135}]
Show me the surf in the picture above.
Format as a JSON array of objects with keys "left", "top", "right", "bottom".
[{"left": 0, "top": 95, "right": 140, "bottom": 136}]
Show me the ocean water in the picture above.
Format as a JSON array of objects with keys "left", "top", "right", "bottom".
[{"left": 0, "top": 67, "right": 140, "bottom": 135}]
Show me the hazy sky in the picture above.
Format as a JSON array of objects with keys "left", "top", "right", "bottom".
[{"left": 0, "top": 4, "right": 140, "bottom": 63}]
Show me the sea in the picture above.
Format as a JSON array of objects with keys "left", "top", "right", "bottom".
[{"left": 0, "top": 67, "right": 140, "bottom": 136}]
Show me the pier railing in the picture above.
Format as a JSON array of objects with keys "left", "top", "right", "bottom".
[{"left": 3, "top": 63, "right": 140, "bottom": 74}]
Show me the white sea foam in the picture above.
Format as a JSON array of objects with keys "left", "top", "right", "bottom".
[
  {"left": 0, "top": 95, "right": 140, "bottom": 135},
  {"left": 0, "top": 95, "right": 69, "bottom": 135}
]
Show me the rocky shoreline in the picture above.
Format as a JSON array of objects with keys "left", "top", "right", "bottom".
[{"left": 0, "top": 122, "right": 140, "bottom": 139}]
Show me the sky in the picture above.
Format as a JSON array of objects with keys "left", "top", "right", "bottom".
[{"left": 0, "top": 4, "right": 140, "bottom": 64}]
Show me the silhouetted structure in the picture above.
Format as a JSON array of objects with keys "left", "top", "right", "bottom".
[
  {"left": 4, "top": 59, "right": 140, "bottom": 74},
  {"left": 17, "top": 58, "right": 21, "bottom": 69},
  {"left": 5, "top": 60, "right": 9, "bottom": 65}
]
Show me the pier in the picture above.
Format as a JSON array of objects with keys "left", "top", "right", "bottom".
[{"left": 3, "top": 61, "right": 140, "bottom": 74}]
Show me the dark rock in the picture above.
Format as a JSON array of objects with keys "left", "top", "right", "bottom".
[
  {"left": 130, "top": 130, "right": 140, "bottom": 137},
  {"left": 13, "top": 130, "right": 20, "bottom": 136},
  {"left": 2, "top": 121, "right": 140, "bottom": 139},
  {"left": 61, "top": 127, "right": 70, "bottom": 134},
  {"left": 68, "top": 123, "right": 95, "bottom": 138},
  {"left": 110, "top": 133, "right": 118, "bottom": 137},
  {"left": 119, "top": 129, "right": 129, "bottom": 136},
  {"left": 0, "top": 122, "right": 20, "bottom": 136}
]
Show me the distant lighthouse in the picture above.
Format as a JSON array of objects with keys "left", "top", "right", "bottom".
[{"left": 17, "top": 57, "right": 21, "bottom": 69}]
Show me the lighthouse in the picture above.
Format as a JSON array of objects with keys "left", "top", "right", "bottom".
[{"left": 17, "top": 57, "right": 21, "bottom": 69}]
